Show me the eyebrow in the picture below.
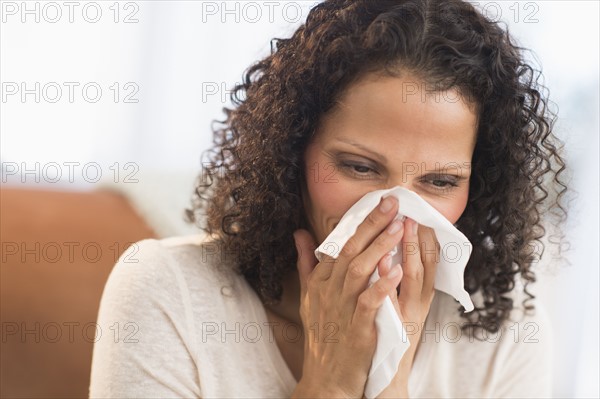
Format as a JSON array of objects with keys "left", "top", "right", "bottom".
[
  {"left": 334, "top": 137, "right": 388, "bottom": 163},
  {"left": 333, "top": 137, "right": 472, "bottom": 174}
]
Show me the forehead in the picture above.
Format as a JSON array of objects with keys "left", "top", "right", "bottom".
[{"left": 314, "top": 73, "right": 478, "bottom": 164}]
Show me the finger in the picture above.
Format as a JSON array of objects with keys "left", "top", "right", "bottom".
[
  {"left": 378, "top": 252, "right": 403, "bottom": 307},
  {"left": 341, "top": 219, "right": 404, "bottom": 309},
  {"left": 351, "top": 264, "right": 403, "bottom": 330},
  {"left": 419, "top": 226, "right": 440, "bottom": 302},
  {"left": 329, "top": 195, "right": 399, "bottom": 286},
  {"left": 293, "top": 229, "right": 319, "bottom": 296},
  {"left": 398, "top": 218, "right": 423, "bottom": 312},
  {"left": 377, "top": 252, "right": 403, "bottom": 315},
  {"left": 377, "top": 252, "right": 393, "bottom": 278}
]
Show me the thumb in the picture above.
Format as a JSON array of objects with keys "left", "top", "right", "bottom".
[{"left": 293, "top": 229, "right": 318, "bottom": 295}]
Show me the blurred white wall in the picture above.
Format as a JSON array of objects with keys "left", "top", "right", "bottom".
[{"left": 1, "top": 1, "right": 598, "bottom": 396}]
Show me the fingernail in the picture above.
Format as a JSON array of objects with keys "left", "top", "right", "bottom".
[
  {"left": 387, "top": 264, "right": 401, "bottom": 279},
  {"left": 383, "top": 253, "right": 392, "bottom": 269},
  {"left": 380, "top": 196, "right": 393, "bottom": 213},
  {"left": 387, "top": 219, "right": 403, "bottom": 235}
]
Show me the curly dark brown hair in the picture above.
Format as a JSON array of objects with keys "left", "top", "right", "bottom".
[{"left": 187, "top": 0, "right": 568, "bottom": 336}]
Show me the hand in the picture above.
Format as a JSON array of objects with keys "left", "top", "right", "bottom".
[
  {"left": 375, "top": 219, "right": 440, "bottom": 399},
  {"left": 291, "top": 196, "right": 406, "bottom": 399}
]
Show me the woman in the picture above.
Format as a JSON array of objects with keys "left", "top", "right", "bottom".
[{"left": 90, "top": 0, "right": 568, "bottom": 397}]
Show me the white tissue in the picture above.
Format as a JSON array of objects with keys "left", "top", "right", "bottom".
[{"left": 314, "top": 186, "right": 474, "bottom": 398}]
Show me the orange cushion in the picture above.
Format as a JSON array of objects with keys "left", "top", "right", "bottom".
[{"left": 1, "top": 188, "right": 156, "bottom": 398}]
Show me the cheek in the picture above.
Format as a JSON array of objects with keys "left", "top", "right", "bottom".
[
  {"left": 306, "top": 173, "right": 345, "bottom": 216},
  {"left": 304, "top": 165, "right": 355, "bottom": 242},
  {"left": 303, "top": 147, "right": 363, "bottom": 242},
  {"left": 433, "top": 188, "right": 470, "bottom": 225}
]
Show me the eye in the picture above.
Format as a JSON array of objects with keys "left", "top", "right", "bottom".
[
  {"left": 423, "top": 175, "right": 460, "bottom": 192},
  {"left": 432, "top": 179, "right": 452, "bottom": 187},
  {"left": 338, "top": 161, "right": 378, "bottom": 178},
  {"left": 351, "top": 164, "right": 372, "bottom": 174}
]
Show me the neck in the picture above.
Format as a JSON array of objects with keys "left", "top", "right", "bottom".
[{"left": 265, "top": 269, "right": 302, "bottom": 326}]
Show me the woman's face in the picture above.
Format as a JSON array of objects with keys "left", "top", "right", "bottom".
[{"left": 302, "top": 73, "right": 479, "bottom": 244}]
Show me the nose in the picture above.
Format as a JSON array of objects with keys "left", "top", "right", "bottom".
[{"left": 383, "top": 180, "right": 412, "bottom": 192}]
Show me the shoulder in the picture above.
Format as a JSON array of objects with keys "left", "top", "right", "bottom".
[
  {"left": 95, "top": 233, "right": 248, "bottom": 344},
  {"left": 432, "top": 286, "right": 552, "bottom": 349},
  {"left": 104, "top": 233, "right": 239, "bottom": 302},
  {"left": 493, "top": 286, "right": 554, "bottom": 397},
  {"left": 90, "top": 234, "right": 248, "bottom": 398},
  {"left": 415, "top": 288, "right": 553, "bottom": 397}
]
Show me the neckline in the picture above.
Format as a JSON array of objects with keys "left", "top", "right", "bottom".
[{"left": 243, "top": 281, "right": 298, "bottom": 390}]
